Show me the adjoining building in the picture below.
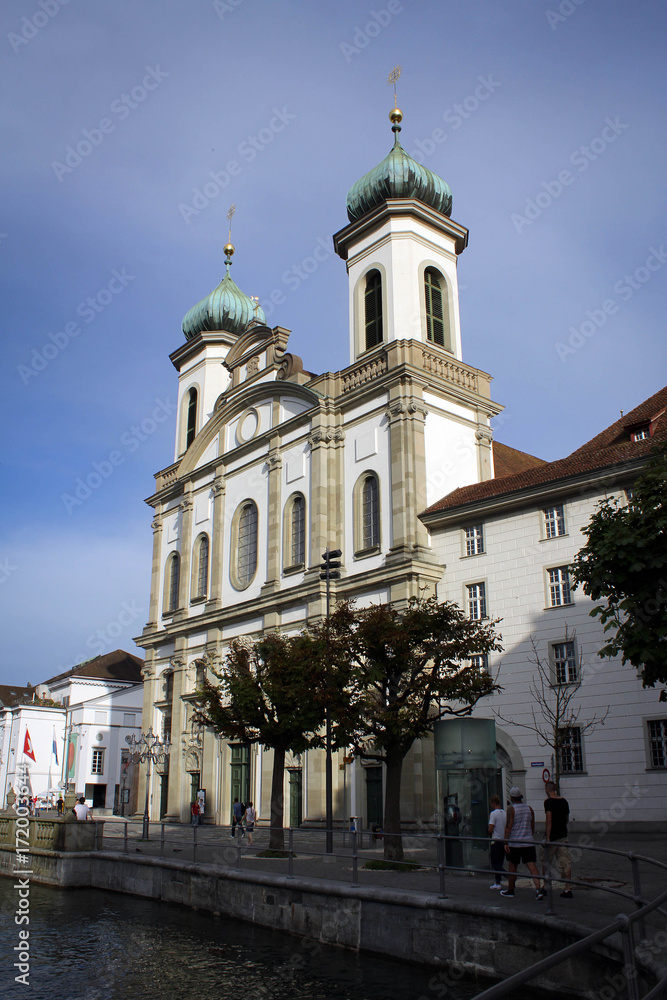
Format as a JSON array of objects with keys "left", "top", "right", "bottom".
[
  {"left": 134, "top": 104, "right": 666, "bottom": 832},
  {"left": 0, "top": 650, "right": 143, "bottom": 816}
]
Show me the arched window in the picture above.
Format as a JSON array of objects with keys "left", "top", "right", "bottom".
[
  {"left": 165, "top": 553, "right": 180, "bottom": 613},
  {"left": 364, "top": 270, "right": 383, "bottom": 350},
  {"left": 193, "top": 534, "right": 209, "bottom": 600},
  {"left": 235, "top": 501, "right": 258, "bottom": 590},
  {"left": 186, "top": 388, "right": 197, "bottom": 448},
  {"left": 424, "top": 268, "right": 445, "bottom": 346},
  {"left": 361, "top": 475, "right": 380, "bottom": 549},
  {"left": 283, "top": 493, "right": 306, "bottom": 571}
]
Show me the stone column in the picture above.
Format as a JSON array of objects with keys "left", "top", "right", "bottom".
[
  {"left": 206, "top": 477, "right": 225, "bottom": 611},
  {"left": 146, "top": 508, "right": 163, "bottom": 628},
  {"left": 385, "top": 391, "right": 430, "bottom": 563},
  {"left": 164, "top": 653, "right": 186, "bottom": 823},
  {"left": 261, "top": 450, "right": 282, "bottom": 597},
  {"left": 177, "top": 489, "right": 194, "bottom": 614},
  {"left": 475, "top": 424, "right": 494, "bottom": 482}
]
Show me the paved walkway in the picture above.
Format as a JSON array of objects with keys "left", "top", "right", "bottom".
[{"left": 93, "top": 818, "right": 667, "bottom": 959}]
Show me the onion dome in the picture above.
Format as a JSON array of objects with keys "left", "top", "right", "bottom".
[
  {"left": 346, "top": 108, "right": 452, "bottom": 222},
  {"left": 182, "top": 243, "right": 266, "bottom": 341}
]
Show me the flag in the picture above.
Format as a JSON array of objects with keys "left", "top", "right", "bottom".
[
  {"left": 23, "top": 729, "right": 36, "bottom": 762},
  {"left": 52, "top": 728, "right": 58, "bottom": 764}
]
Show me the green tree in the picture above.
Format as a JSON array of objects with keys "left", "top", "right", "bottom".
[
  {"left": 194, "top": 631, "right": 347, "bottom": 851},
  {"left": 320, "top": 596, "right": 502, "bottom": 861},
  {"left": 571, "top": 451, "right": 667, "bottom": 693}
]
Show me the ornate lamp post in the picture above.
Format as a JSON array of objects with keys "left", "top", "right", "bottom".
[{"left": 125, "top": 728, "right": 171, "bottom": 840}]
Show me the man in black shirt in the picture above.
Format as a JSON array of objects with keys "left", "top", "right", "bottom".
[{"left": 543, "top": 780, "right": 572, "bottom": 897}]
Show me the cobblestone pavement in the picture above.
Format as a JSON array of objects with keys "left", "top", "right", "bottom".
[{"left": 97, "top": 819, "right": 667, "bottom": 952}]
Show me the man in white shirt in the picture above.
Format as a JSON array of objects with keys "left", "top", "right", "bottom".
[
  {"left": 488, "top": 794, "right": 506, "bottom": 889},
  {"left": 73, "top": 797, "right": 91, "bottom": 821}
]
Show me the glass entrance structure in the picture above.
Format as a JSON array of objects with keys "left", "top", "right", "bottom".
[{"left": 434, "top": 718, "right": 501, "bottom": 872}]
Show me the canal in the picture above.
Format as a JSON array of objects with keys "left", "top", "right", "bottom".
[{"left": 0, "top": 879, "right": 512, "bottom": 1000}]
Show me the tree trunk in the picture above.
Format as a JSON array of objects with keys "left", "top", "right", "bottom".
[
  {"left": 383, "top": 753, "right": 404, "bottom": 861},
  {"left": 269, "top": 746, "right": 286, "bottom": 851}
]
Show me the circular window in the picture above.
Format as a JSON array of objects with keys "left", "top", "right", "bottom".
[{"left": 236, "top": 407, "right": 260, "bottom": 446}]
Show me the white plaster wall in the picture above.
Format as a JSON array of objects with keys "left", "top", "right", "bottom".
[
  {"left": 175, "top": 344, "right": 232, "bottom": 461},
  {"left": 344, "top": 412, "right": 392, "bottom": 575},
  {"left": 430, "top": 488, "right": 667, "bottom": 823},
  {"left": 222, "top": 462, "right": 270, "bottom": 606},
  {"left": 280, "top": 441, "right": 310, "bottom": 588},
  {"left": 423, "top": 411, "right": 478, "bottom": 507}
]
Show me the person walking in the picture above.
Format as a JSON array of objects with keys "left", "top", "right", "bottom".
[
  {"left": 500, "top": 787, "right": 545, "bottom": 899},
  {"left": 543, "top": 780, "right": 573, "bottom": 898},
  {"left": 244, "top": 801, "right": 256, "bottom": 845},
  {"left": 190, "top": 799, "right": 199, "bottom": 826},
  {"left": 231, "top": 797, "right": 245, "bottom": 838},
  {"left": 56, "top": 796, "right": 65, "bottom": 816},
  {"left": 488, "top": 794, "right": 506, "bottom": 890}
]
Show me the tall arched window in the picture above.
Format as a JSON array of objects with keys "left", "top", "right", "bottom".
[
  {"left": 364, "top": 270, "right": 383, "bottom": 350},
  {"left": 283, "top": 493, "right": 306, "bottom": 571},
  {"left": 235, "top": 501, "right": 258, "bottom": 589},
  {"left": 361, "top": 474, "right": 380, "bottom": 550},
  {"left": 193, "top": 534, "right": 209, "bottom": 600},
  {"left": 186, "top": 388, "right": 197, "bottom": 448},
  {"left": 165, "top": 553, "right": 180, "bottom": 612},
  {"left": 424, "top": 268, "right": 445, "bottom": 346}
]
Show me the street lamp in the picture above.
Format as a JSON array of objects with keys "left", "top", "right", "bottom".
[
  {"left": 320, "top": 547, "right": 341, "bottom": 855},
  {"left": 125, "top": 728, "right": 171, "bottom": 840}
]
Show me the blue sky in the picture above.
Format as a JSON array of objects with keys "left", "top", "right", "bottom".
[{"left": 1, "top": 0, "right": 665, "bottom": 686}]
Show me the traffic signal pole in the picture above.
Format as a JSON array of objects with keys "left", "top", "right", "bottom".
[{"left": 320, "top": 548, "right": 341, "bottom": 855}]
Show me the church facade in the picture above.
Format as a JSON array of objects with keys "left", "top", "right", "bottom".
[{"left": 135, "top": 106, "right": 666, "bottom": 831}]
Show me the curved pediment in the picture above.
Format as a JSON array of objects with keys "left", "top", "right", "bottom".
[{"left": 223, "top": 323, "right": 290, "bottom": 374}]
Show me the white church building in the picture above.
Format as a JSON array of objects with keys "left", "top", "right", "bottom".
[{"left": 134, "top": 103, "right": 666, "bottom": 833}]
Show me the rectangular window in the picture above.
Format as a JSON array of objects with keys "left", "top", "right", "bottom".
[
  {"left": 543, "top": 505, "right": 566, "bottom": 538},
  {"left": 647, "top": 720, "right": 667, "bottom": 768},
  {"left": 552, "top": 641, "right": 577, "bottom": 684},
  {"left": 548, "top": 566, "right": 571, "bottom": 606},
  {"left": 469, "top": 654, "right": 489, "bottom": 673},
  {"left": 467, "top": 583, "right": 487, "bottom": 620},
  {"left": 558, "top": 727, "right": 583, "bottom": 773},
  {"left": 123, "top": 713, "right": 136, "bottom": 727},
  {"left": 91, "top": 749, "right": 105, "bottom": 775},
  {"left": 465, "top": 524, "right": 484, "bottom": 556}
]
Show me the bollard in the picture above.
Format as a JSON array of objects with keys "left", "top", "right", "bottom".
[
  {"left": 288, "top": 827, "right": 294, "bottom": 878},
  {"left": 160, "top": 822, "right": 165, "bottom": 858},
  {"left": 351, "top": 830, "right": 359, "bottom": 887},
  {"left": 437, "top": 834, "right": 446, "bottom": 898},
  {"left": 123, "top": 821, "right": 128, "bottom": 854},
  {"left": 193, "top": 823, "right": 198, "bottom": 864}
]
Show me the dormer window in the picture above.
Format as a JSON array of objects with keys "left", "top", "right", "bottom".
[{"left": 630, "top": 424, "right": 650, "bottom": 442}]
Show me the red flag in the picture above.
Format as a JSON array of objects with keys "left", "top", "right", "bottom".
[{"left": 23, "top": 729, "right": 36, "bottom": 761}]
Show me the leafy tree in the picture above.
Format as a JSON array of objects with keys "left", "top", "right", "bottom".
[
  {"left": 494, "top": 631, "right": 608, "bottom": 787},
  {"left": 571, "top": 451, "right": 667, "bottom": 694},
  {"left": 319, "top": 596, "right": 502, "bottom": 861},
  {"left": 194, "top": 631, "right": 347, "bottom": 851}
]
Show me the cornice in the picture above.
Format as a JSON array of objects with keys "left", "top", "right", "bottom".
[{"left": 333, "top": 198, "right": 469, "bottom": 260}]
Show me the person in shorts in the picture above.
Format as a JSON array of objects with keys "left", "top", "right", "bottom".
[
  {"left": 488, "top": 794, "right": 506, "bottom": 889},
  {"left": 500, "top": 787, "right": 545, "bottom": 899},
  {"left": 231, "top": 797, "right": 245, "bottom": 838},
  {"left": 244, "top": 801, "right": 256, "bottom": 845},
  {"left": 542, "top": 781, "right": 572, "bottom": 898}
]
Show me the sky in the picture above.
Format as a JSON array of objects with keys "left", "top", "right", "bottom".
[{"left": 1, "top": 0, "right": 665, "bottom": 686}]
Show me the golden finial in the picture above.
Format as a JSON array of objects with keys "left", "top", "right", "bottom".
[
  {"left": 250, "top": 296, "right": 260, "bottom": 317},
  {"left": 224, "top": 204, "right": 236, "bottom": 266},
  {"left": 387, "top": 65, "right": 403, "bottom": 128}
]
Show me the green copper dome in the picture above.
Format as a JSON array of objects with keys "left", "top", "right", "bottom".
[
  {"left": 346, "top": 119, "right": 452, "bottom": 222},
  {"left": 182, "top": 254, "right": 266, "bottom": 341}
]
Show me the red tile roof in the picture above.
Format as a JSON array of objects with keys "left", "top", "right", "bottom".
[
  {"left": 45, "top": 649, "right": 144, "bottom": 687},
  {"left": 492, "top": 441, "right": 547, "bottom": 479},
  {"left": 424, "top": 385, "right": 667, "bottom": 514}
]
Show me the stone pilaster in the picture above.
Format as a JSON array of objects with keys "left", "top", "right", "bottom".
[
  {"left": 385, "top": 389, "right": 431, "bottom": 562},
  {"left": 164, "top": 653, "right": 186, "bottom": 823},
  {"left": 261, "top": 450, "right": 283, "bottom": 596},
  {"left": 475, "top": 424, "right": 494, "bottom": 482},
  {"left": 146, "top": 509, "right": 163, "bottom": 628},
  {"left": 177, "top": 489, "right": 194, "bottom": 613},
  {"left": 206, "top": 477, "right": 225, "bottom": 611}
]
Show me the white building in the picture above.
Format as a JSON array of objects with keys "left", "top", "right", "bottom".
[
  {"left": 0, "top": 650, "right": 143, "bottom": 815},
  {"left": 134, "top": 102, "right": 666, "bottom": 832}
]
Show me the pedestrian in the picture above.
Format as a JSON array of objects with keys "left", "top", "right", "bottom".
[
  {"left": 190, "top": 799, "right": 199, "bottom": 826},
  {"left": 500, "top": 787, "right": 545, "bottom": 899},
  {"left": 231, "top": 797, "right": 245, "bottom": 838},
  {"left": 56, "top": 796, "right": 64, "bottom": 816},
  {"left": 488, "top": 794, "right": 506, "bottom": 890},
  {"left": 244, "top": 801, "right": 256, "bottom": 845},
  {"left": 542, "top": 780, "right": 572, "bottom": 898},
  {"left": 73, "top": 797, "right": 91, "bottom": 821}
]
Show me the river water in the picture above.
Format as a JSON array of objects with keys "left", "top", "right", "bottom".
[{"left": 0, "top": 879, "right": 507, "bottom": 1000}]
